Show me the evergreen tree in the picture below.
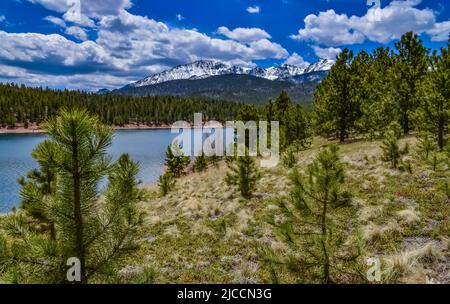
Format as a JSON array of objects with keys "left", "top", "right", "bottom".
[
  {"left": 446, "top": 141, "right": 450, "bottom": 160},
  {"left": 283, "top": 104, "right": 311, "bottom": 150},
  {"left": 314, "top": 49, "right": 360, "bottom": 143},
  {"left": 357, "top": 47, "right": 397, "bottom": 138},
  {"left": 236, "top": 104, "right": 260, "bottom": 122},
  {"left": 0, "top": 108, "right": 144, "bottom": 283},
  {"left": 164, "top": 143, "right": 190, "bottom": 177},
  {"left": 416, "top": 132, "right": 437, "bottom": 160},
  {"left": 236, "top": 104, "right": 260, "bottom": 153},
  {"left": 193, "top": 152, "right": 208, "bottom": 173},
  {"left": 381, "top": 123, "right": 408, "bottom": 168},
  {"left": 277, "top": 145, "right": 353, "bottom": 283},
  {"left": 393, "top": 32, "right": 429, "bottom": 135},
  {"left": 158, "top": 173, "right": 176, "bottom": 196},
  {"left": 17, "top": 162, "right": 57, "bottom": 240},
  {"left": 225, "top": 154, "right": 261, "bottom": 199},
  {"left": 415, "top": 41, "right": 450, "bottom": 150},
  {"left": 274, "top": 91, "right": 290, "bottom": 119},
  {"left": 282, "top": 146, "right": 297, "bottom": 168}
]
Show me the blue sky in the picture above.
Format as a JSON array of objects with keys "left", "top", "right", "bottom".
[{"left": 0, "top": 0, "right": 448, "bottom": 90}]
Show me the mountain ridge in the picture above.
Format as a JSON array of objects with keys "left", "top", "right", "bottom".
[
  {"left": 113, "top": 59, "right": 333, "bottom": 103},
  {"left": 116, "top": 74, "right": 317, "bottom": 104},
  {"left": 128, "top": 59, "right": 334, "bottom": 87}
]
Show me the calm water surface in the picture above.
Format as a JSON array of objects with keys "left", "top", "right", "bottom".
[{"left": 0, "top": 129, "right": 177, "bottom": 213}]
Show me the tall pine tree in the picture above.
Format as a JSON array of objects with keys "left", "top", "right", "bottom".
[
  {"left": 393, "top": 32, "right": 429, "bottom": 135},
  {"left": 314, "top": 49, "right": 360, "bottom": 143},
  {"left": 415, "top": 40, "right": 449, "bottom": 149}
]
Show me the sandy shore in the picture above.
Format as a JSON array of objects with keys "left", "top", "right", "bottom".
[{"left": 0, "top": 123, "right": 173, "bottom": 134}]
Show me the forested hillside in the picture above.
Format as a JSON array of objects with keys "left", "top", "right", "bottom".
[
  {"left": 0, "top": 84, "right": 243, "bottom": 127},
  {"left": 116, "top": 74, "right": 318, "bottom": 104}
]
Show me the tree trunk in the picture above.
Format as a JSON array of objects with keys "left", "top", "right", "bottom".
[
  {"left": 321, "top": 194, "right": 330, "bottom": 283},
  {"left": 402, "top": 112, "right": 409, "bottom": 135},
  {"left": 339, "top": 130, "right": 346, "bottom": 144},
  {"left": 49, "top": 222, "right": 56, "bottom": 241},
  {"left": 438, "top": 117, "right": 444, "bottom": 150},
  {"left": 71, "top": 131, "right": 86, "bottom": 284},
  {"left": 321, "top": 239, "right": 330, "bottom": 284}
]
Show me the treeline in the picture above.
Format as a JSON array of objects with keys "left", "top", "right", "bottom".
[
  {"left": 0, "top": 84, "right": 242, "bottom": 127},
  {"left": 314, "top": 32, "right": 449, "bottom": 149}
]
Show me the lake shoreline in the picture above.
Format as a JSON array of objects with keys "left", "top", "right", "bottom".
[
  {"left": 0, "top": 128, "right": 178, "bottom": 213},
  {"left": 0, "top": 124, "right": 173, "bottom": 134}
]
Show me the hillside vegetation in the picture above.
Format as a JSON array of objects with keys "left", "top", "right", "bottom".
[
  {"left": 116, "top": 74, "right": 317, "bottom": 104},
  {"left": 0, "top": 83, "right": 242, "bottom": 128},
  {"left": 128, "top": 136, "right": 450, "bottom": 283}
]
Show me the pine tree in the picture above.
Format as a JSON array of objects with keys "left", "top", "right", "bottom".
[
  {"left": 446, "top": 141, "right": 450, "bottom": 160},
  {"left": 283, "top": 104, "right": 311, "bottom": 150},
  {"left": 0, "top": 108, "right": 144, "bottom": 283},
  {"left": 193, "top": 152, "right": 208, "bottom": 173},
  {"left": 415, "top": 41, "right": 449, "bottom": 150},
  {"left": 225, "top": 153, "right": 261, "bottom": 199},
  {"left": 236, "top": 104, "right": 260, "bottom": 122},
  {"left": 164, "top": 142, "right": 190, "bottom": 177},
  {"left": 277, "top": 145, "right": 353, "bottom": 283},
  {"left": 274, "top": 91, "right": 290, "bottom": 119},
  {"left": 158, "top": 173, "right": 176, "bottom": 196},
  {"left": 393, "top": 32, "right": 429, "bottom": 135},
  {"left": 236, "top": 104, "right": 260, "bottom": 151},
  {"left": 314, "top": 49, "right": 360, "bottom": 143},
  {"left": 357, "top": 47, "right": 397, "bottom": 138},
  {"left": 381, "top": 123, "right": 407, "bottom": 168},
  {"left": 416, "top": 132, "right": 437, "bottom": 160},
  {"left": 17, "top": 161, "right": 57, "bottom": 240},
  {"left": 282, "top": 146, "right": 297, "bottom": 168}
]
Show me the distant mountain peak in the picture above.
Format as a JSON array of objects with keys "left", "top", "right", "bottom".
[
  {"left": 129, "top": 59, "right": 334, "bottom": 87},
  {"left": 96, "top": 88, "right": 110, "bottom": 94}
]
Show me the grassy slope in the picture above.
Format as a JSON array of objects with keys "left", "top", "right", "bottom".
[{"left": 131, "top": 136, "right": 450, "bottom": 284}]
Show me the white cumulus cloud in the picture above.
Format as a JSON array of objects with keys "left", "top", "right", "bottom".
[
  {"left": 284, "top": 52, "right": 310, "bottom": 67},
  {"left": 291, "top": 0, "right": 450, "bottom": 46},
  {"left": 247, "top": 6, "right": 261, "bottom": 14},
  {"left": 65, "top": 26, "right": 88, "bottom": 41},
  {"left": 311, "top": 45, "right": 342, "bottom": 60},
  {"left": 0, "top": 5, "right": 289, "bottom": 90},
  {"left": 217, "top": 26, "right": 271, "bottom": 42},
  {"left": 44, "top": 15, "right": 66, "bottom": 27}
]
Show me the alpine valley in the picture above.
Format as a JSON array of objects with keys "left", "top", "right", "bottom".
[{"left": 113, "top": 59, "right": 334, "bottom": 103}]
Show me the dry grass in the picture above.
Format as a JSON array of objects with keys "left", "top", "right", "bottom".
[{"left": 130, "top": 135, "right": 450, "bottom": 283}]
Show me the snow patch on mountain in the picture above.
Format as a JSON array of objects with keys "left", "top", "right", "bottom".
[{"left": 130, "top": 59, "right": 334, "bottom": 87}]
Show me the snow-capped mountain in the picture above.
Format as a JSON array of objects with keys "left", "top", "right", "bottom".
[
  {"left": 129, "top": 59, "right": 333, "bottom": 87},
  {"left": 303, "top": 59, "right": 334, "bottom": 74},
  {"left": 132, "top": 60, "right": 247, "bottom": 87}
]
